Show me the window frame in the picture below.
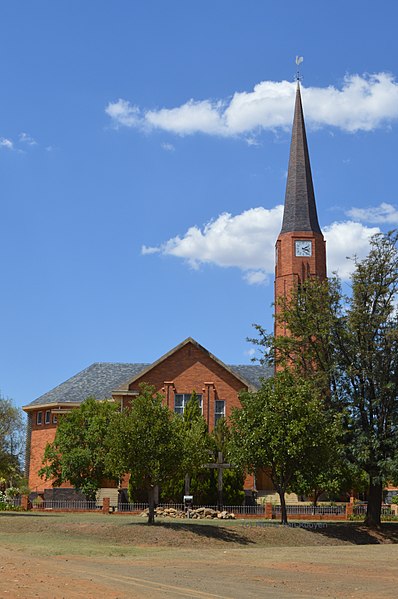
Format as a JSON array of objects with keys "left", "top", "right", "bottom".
[
  {"left": 36, "top": 411, "right": 43, "bottom": 425},
  {"left": 174, "top": 393, "right": 203, "bottom": 415},
  {"left": 45, "top": 410, "right": 51, "bottom": 425},
  {"left": 214, "top": 400, "right": 225, "bottom": 425}
]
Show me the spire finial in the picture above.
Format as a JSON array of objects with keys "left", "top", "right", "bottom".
[{"left": 295, "top": 56, "right": 303, "bottom": 85}]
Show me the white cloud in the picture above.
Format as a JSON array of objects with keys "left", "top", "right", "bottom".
[
  {"left": 161, "top": 142, "right": 175, "bottom": 151},
  {"left": 141, "top": 245, "right": 160, "bottom": 255},
  {"left": 144, "top": 207, "right": 283, "bottom": 280},
  {"left": 105, "top": 99, "right": 142, "bottom": 128},
  {"left": 142, "top": 206, "right": 380, "bottom": 284},
  {"left": 0, "top": 137, "right": 14, "bottom": 150},
  {"left": 346, "top": 202, "right": 398, "bottom": 224},
  {"left": 19, "top": 132, "right": 37, "bottom": 146},
  {"left": 107, "top": 73, "right": 398, "bottom": 136},
  {"left": 244, "top": 348, "right": 256, "bottom": 357},
  {"left": 323, "top": 221, "right": 380, "bottom": 279},
  {"left": 243, "top": 270, "right": 269, "bottom": 285}
]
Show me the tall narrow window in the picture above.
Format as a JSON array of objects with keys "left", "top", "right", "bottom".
[
  {"left": 45, "top": 410, "right": 51, "bottom": 424},
  {"left": 174, "top": 393, "right": 202, "bottom": 415},
  {"left": 36, "top": 411, "right": 43, "bottom": 425},
  {"left": 215, "top": 400, "right": 225, "bottom": 425}
]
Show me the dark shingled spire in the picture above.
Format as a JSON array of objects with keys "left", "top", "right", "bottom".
[{"left": 280, "top": 83, "right": 321, "bottom": 234}]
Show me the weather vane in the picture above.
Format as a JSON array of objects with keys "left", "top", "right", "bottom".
[{"left": 295, "top": 56, "right": 303, "bottom": 83}]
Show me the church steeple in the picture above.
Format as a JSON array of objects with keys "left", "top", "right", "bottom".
[
  {"left": 280, "top": 82, "right": 321, "bottom": 234},
  {"left": 274, "top": 75, "right": 327, "bottom": 339}
]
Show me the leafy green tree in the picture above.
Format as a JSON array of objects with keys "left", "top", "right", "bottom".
[
  {"left": 230, "top": 371, "right": 340, "bottom": 524},
  {"left": 210, "top": 418, "right": 245, "bottom": 506},
  {"left": 39, "top": 397, "right": 118, "bottom": 500},
  {"left": 294, "top": 453, "right": 367, "bottom": 505},
  {"left": 251, "top": 232, "right": 398, "bottom": 527},
  {"left": 106, "top": 385, "right": 185, "bottom": 524},
  {"left": 0, "top": 395, "right": 24, "bottom": 486},
  {"left": 340, "top": 232, "right": 398, "bottom": 526},
  {"left": 180, "top": 392, "right": 210, "bottom": 496}
]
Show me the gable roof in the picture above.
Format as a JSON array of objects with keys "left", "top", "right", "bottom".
[
  {"left": 23, "top": 338, "right": 271, "bottom": 409},
  {"left": 113, "top": 337, "right": 263, "bottom": 393}
]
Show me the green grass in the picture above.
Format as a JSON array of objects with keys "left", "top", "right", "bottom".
[{"left": 0, "top": 512, "right": 153, "bottom": 557}]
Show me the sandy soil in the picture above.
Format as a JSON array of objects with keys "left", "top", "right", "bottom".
[
  {"left": 1, "top": 514, "right": 398, "bottom": 598},
  {"left": 2, "top": 544, "right": 398, "bottom": 598}
]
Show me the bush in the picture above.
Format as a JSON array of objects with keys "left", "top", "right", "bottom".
[{"left": 349, "top": 514, "right": 398, "bottom": 522}]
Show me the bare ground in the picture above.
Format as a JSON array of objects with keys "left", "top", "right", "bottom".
[{"left": 1, "top": 512, "right": 398, "bottom": 598}]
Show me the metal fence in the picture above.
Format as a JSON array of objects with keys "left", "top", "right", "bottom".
[
  {"left": 107, "top": 503, "right": 263, "bottom": 514},
  {"left": 272, "top": 504, "right": 346, "bottom": 516},
  {"left": 353, "top": 504, "right": 393, "bottom": 516},
  {"left": 31, "top": 500, "right": 99, "bottom": 511},
  {"left": 222, "top": 505, "right": 264, "bottom": 515},
  {"left": 3, "top": 497, "right": 22, "bottom": 508}
]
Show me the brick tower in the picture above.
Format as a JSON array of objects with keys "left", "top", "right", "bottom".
[{"left": 274, "top": 81, "right": 326, "bottom": 337}]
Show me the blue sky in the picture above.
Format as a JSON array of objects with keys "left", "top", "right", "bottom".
[{"left": 1, "top": 1, "right": 398, "bottom": 409}]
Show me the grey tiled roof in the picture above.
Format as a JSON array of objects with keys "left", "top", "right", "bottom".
[
  {"left": 26, "top": 363, "right": 149, "bottom": 407},
  {"left": 281, "top": 84, "right": 322, "bottom": 234},
  {"left": 25, "top": 362, "right": 271, "bottom": 408},
  {"left": 229, "top": 364, "right": 272, "bottom": 388}
]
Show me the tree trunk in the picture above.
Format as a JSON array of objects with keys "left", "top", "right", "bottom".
[
  {"left": 364, "top": 477, "right": 382, "bottom": 528},
  {"left": 278, "top": 489, "right": 288, "bottom": 525},
  {"left": 148, "top": 486, "right": 156, "bottom": 525},
  {"left": 184, "top": 474, "right": 190, "bottom": 496},
  {"left": 312, "top": 489, "right": 321, "bottom": 508}
]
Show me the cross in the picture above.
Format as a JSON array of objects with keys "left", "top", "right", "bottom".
[{"left": 205, "top": 451, "right": 233, "bottom": 511}]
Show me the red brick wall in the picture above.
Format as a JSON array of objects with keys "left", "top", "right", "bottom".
[
  {"left": 121, "top": 341, "right": 248, "bottom": 432},
  {"left": 274, "top": 231, "right": 326, "bottom": 338},
  {"left": 27, "top": 343, "right": 253, "bottom": 492},
  {"left": 28, "top": 410, "right": 58, "bottom": 491}
]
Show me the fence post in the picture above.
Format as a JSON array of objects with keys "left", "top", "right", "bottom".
[
  {"left": 345, "top": 502, "right": 353, "bottom": 520},
  {"left": 102, "top": 497, "right": 110, "bottom": 514},
  {"left": 21, "top": 495, "right": 29, "bottom": 511},
  {"left": 265, "top": 502, "right": 273, "bottom": 519}
]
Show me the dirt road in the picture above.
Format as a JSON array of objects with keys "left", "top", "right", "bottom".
[{"left": 2, "top": 544, "right": 398, "bottom": 598}]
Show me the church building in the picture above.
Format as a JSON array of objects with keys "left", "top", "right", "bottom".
[{"left": 23, "top": 80, "right": 325, "bottom": 501}]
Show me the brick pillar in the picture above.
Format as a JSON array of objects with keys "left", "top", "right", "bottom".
[
  {"left": 346, "top": 502, "right": 353, "bottom": 520},
  {"left": 102, "top": 497, "right": 110, "bottom": 514},
  {"left": 21, "top": 495, "right": 29, "bottom": 511},
  {"left": 265, "top": 502, "right": 273, "bottom": 519}
]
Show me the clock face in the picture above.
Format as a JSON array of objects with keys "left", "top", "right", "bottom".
[{"left": 295, "top": 240, "right": 312, "bottom": 257}]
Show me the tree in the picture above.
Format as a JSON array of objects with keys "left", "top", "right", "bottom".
[
  {"left": 0, "top": 395, "right": 25, "bottom": 486},
  {"left": 160, "top": 392, "right": 211, "bottom": 503},
  {"left": 340, "top": 232, "right": 398, "bottom": 526},
  {"left": 230, "top": 371, "right": 341, "bottom": 524},
  {"left": 39, "top": 397, "right": 118, "bottom": 500},
  {"left": 106, "top": 385, "right": 185, "bottom": 525},
  {"left": 210, "top": 417, "right": 245, "bottom": 506},
  {"left": 180, "top": 392, "right": 210, "bottom": 496},
  {"left": 251, "top": 232, "right": 398, "bottom": 527}
]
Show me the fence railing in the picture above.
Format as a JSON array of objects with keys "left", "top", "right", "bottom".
[
  {"left": 118, "top": 503, "right": 265, "bottom": 515},
  {"left": 272, "top": 504, "right": 346, "bottom": 516},
  {"left": 353, "top": 503, "right": 393, "bottom": 516},
  {"left": 31, "top": 500, "right": 99, "bottom": 511},
  {"left": 2, "top": 497, "right": 22, "bottom": 508},
  {"left": 7, "top": 498, "right": 395, "bottom": 520},
  {"left": 118, "top": 502, "right": 153, "bottom": 512}
]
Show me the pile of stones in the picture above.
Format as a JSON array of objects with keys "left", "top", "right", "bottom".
[{"left": 139, "top": 506, "right": 236, "bottom": 519}]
